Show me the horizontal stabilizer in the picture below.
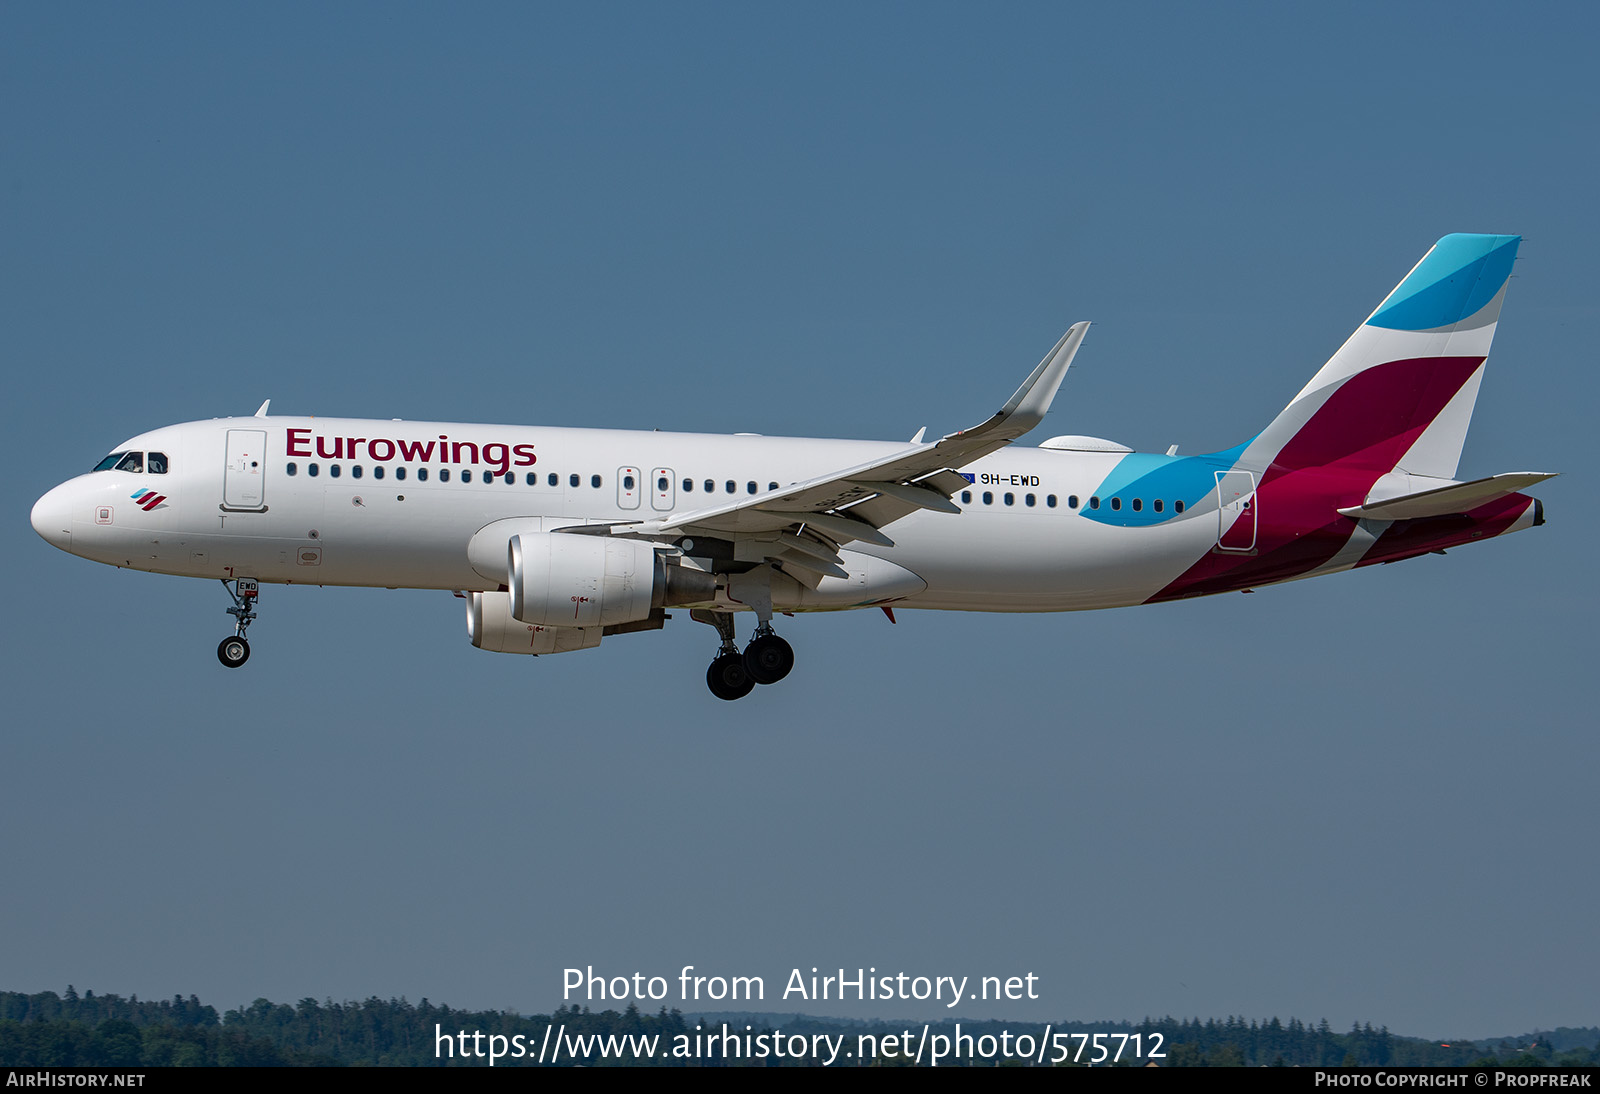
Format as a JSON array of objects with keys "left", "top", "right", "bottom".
[{"left": 1338, "top": 472, "right": 1556, "bottom": 521}]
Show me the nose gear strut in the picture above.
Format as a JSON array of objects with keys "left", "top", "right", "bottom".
[{"left": 217, "top": 578, "right": 258, "bottom": 668}]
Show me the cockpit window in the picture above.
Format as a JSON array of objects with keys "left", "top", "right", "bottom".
[{"left": 93, "top": 450, "right": 167, "bottom": 473}]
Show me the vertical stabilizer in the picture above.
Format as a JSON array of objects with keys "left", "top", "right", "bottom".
[{"left": 1245, "top": 234, "right": 1519, "bottom": 479}]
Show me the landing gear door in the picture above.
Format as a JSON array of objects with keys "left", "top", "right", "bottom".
[
  {"left": 1215, "top": 470, "right": 1257, "bottom": 551},
  {"left": 224, "top": 429, "right": 268, "bottom": 511}
]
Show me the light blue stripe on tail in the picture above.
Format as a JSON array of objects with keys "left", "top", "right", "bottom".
[{"left": 1367, "top": 233, "right": 1519, "bottom": 331}]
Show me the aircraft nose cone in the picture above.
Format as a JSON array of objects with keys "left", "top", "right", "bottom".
[{"left": 30, "top": 484, "right": 73, "bottom": 552}]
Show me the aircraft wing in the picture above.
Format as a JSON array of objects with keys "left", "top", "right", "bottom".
[{"left": 584, "top": 323, "right": 1088, "bottom": 581}]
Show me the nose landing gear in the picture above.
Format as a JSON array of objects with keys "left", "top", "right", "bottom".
[{"left": 217, "top": 578, "right": 258, "bottom": 668}]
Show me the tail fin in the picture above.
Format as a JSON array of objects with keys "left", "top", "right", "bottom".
[{"left": 1246, "top": 233, "right": 1519, "bottom": 479}]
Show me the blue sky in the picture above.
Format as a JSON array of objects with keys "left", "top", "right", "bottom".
[{"left": 3, "top": 3, "right": 1595, "bottom": 1040}]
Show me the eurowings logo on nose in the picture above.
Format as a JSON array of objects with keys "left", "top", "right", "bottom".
[{"left": 131, "top": 488, "right": 168, "bottom": 512}]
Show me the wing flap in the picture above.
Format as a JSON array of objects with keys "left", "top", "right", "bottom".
[
  {"left": 773, "top": 550, "right": 849, "bottom": 581},
  {"left": 774, "top": 531, "right": 844, "bottom": 566},
  {"left": 847, "top": 479, "right": 962, "bottom": 514}
]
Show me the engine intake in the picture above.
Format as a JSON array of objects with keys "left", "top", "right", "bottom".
[{"left": 508, "top": 532, "right": 716, "bottom": 628}]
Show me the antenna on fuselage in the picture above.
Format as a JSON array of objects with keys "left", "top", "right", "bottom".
[{"left": 254, "top": 400, "right": 271, "bottom": 418}]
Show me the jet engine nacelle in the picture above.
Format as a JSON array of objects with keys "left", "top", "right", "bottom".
[
  {"left": 508, "top": 532, "right": 717, "bottom": 628},
  {"left": 466, "top": 590, "right": 601, "bottom": 655}
]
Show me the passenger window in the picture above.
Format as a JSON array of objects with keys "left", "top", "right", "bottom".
[
  {"left": 961, "top": 490, "right": 972, "bottom": 504},
  {"left": 1004, "top": 492, "right": 1014, "bottom": 506},
  {"left": 93, "top": 453, "right": 125, "bottom": 472},
  {"left": 704, "top": 479, "right": 714, "bottom": 493},
  {"left": 548, "top": 473, "right": 558, "bottom": 487},
  {"left": 147, "top": 452, "right": 169, "bottom": 474},
  {"left": 1110, "top": 497, "right": 1120, "bottom": 510},
  {"left": 683, "top": 478, "right": 693, "bottom": 492},
  {"left": 330, "top": 464, "right": 341, "bottom": 478},
  {"left": 983, "top": 491, "right": 993, "bottom": 505},
  {"left": 1175, "top": 500, "right": 1185, "bottom": 513},
  {"left": 286, "top": 462, "right": 298, "bottom": 476},
  {"left": 591, "top": 474, "right": 602, "bottom": 488},
  {"left": 747, "top": 481, "right": 757, "bottom": 495},
  {"left": 483, "top": 470, "right": 493, "bottom": 484},
  {"left": 725, "top": 480, "right": 736, "bottom": 494},
  {"left": 768, "top": 482, "right": 779, "bottom": 492},
  {"left": 114, "top": 452, "right": 144, "bottom": 473},
  {"left": 441, "top": 468, "right": 451, "bottom": 482},
  {"left": 1153, "top": 499, "right": 1162, "bottom": 513},
  {"left": 1131, "top": 498, "right": 1141, "bottom": 512},
  {"left": 657, "top": 476, "right": 669, "bottom": 492},
  {"left": 374, "top": 466, "right": 385, "bottom": 480},
  {"left": 526, "top": 473, "right": 537, "bottom": 485},
  {"left": 1025, "top": 493, "right": 1036, "bottom": 507},
  {"left": 503, "top": 473, "right": 514, "bottom": 485},
  {"left": 569, "top": 473, "right": 579, "bottom": 488},
  {"left": 1046, "top": 494, "right": 1056, "bottom": 508},
  {"left": 1088, "top": 496, "right": 1098, "bottom": 509},
  {"left": 309, "top": 463, "right": 319, "bottom": 477},
  {"left": 623, "top": 474, "right": 636, "bottom": 490},
  {"left": 352, "top": 465, "right": 363, "bottom": 479},
  {"left": 1068, "top": 495, "right": 1079, "bottom": 509}
]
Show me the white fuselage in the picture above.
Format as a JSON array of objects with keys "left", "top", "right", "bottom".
[{"left": 35, "top": 416, "right": 1237, "bottom": 614}]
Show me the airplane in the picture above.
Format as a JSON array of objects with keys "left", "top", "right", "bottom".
[{"left": 30, "top": 233, "right": 1555, "bottom": 700}]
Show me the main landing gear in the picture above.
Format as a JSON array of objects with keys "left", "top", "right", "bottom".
[
  {"left": 217, "top": 578, "right": 258, "bottom": 668},
  {"left": 744, "top": 622, "right": 794, "bottom": 684},
  {"left": 695, "top": 610, "right": 795, "bottom": 701}
]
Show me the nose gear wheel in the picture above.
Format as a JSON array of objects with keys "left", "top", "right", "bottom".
[{"left": 217, "top": 635, "right": 250, "bottom": 667}]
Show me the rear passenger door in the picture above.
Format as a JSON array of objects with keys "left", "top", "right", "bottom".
[{"left": 1215, "top": 470, "right": 1257, "bottom": 552}]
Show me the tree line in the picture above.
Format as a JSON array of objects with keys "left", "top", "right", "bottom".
[{"left": 1, "top": 987, "right": 1595, "bottom": 1067}]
